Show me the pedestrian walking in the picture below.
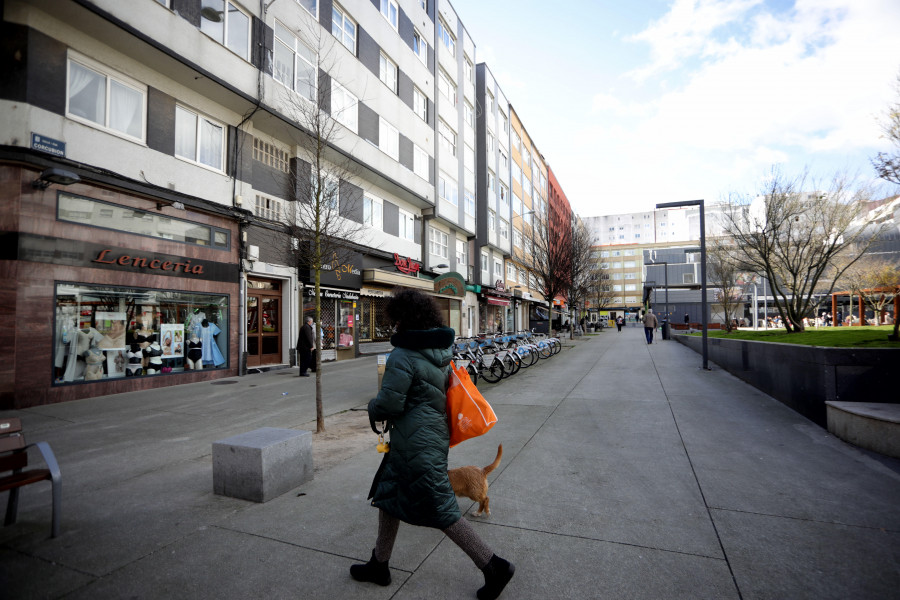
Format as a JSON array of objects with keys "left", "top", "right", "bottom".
[
  {"left": 352, "top": 289, "right": 515, "bottom": 600},
  {"left": 296, "top": 316, "right": 314, "bottom": 377},
  {"left": 643, "top": 310, "right": 659, "bottom": 344},
  {"left": 616, "top": 315, "right": 624, "bottom": 332}
]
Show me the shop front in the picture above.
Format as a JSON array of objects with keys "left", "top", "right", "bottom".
[
  {"left": 301, "top": 251, "right": 363, "bottom": 361},
  {"left": 3, "top": 166, "right": 241, "bottom": 409},
  {"left": 359, "top": 254, "right": 433, "bottom": 354},
  {"left": 245, "top": 277, "right": 285, "bottom": 368},
  {"left": 480, "top": 280, "right": 512, "bottom": 335}
]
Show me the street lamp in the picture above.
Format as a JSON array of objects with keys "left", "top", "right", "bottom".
[
  {"left": 657, "top": 200, "right": 709, "bottom": 370},
  {"left": 649, "top": 256, "right": 669, "bottom": 338}
]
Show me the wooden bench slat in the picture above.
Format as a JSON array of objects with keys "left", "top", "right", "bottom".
[
  {"left": 0, "top": 434, "right": 26, "bottom": 453},
  {"left": 0, "top": 469, "right": 52, "bottom": 492},
  {"left": 0, "top": 453, "right": 28, "bottom": 471}
]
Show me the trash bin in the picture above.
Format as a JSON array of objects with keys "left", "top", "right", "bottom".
[{"left": 661, "top": 320, "right": 670, "bottom": 340}]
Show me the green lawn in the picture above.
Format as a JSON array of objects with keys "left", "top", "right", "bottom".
[{"left": 685, "top": 325, "right": 900, "bottom": 348}]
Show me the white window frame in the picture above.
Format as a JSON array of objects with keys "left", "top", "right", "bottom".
[
  {"left": 464, "top": 100, "right": 474, "bottom": 128},
  {"left": 493, "top": 258, "right": 502, "bottom": 280},
  {"left": 379, "top": 117, "right": 399, "bottom": 160},
  {"left": 413, "top": 144, "right": 429, "bottom": 180},
  {"left": 413, "top": 87, "right": 428, "bottom": 121},
  {"left": 175, "top": 104, "right": 225, "bottom": 171},
  {"left": 66, "top": 55, "right": 147, "bottom": 143},
  {"left": 199, "top": 0, "right": 251, "bottom": 60},
  {"left": 413, "top": 30, "right": 428, "bottom": 65},
  {"left": 438, "top": 69, "right": 457, "bottom": 106},
  {"left": 499, "top": 218, "right": 509, "bottom": 241},
  {"left": 439, "top": 172, "right": 458, "bottom": 206},
  {"left": 380, "top": 0, "right": 398, "bottom": 29},
  {"left": 255, "top": 194, "right": 283, "bottom": 221},
  {"left": 438, "top": 17, "right": 455, "bottom": 56},
  {"left": 513, "top": 229, "right": 522, "bottom": 248},
  {"left": 488, "top": 210, "right": 496, "bottom": 233},
  {"left": 429, "top": 227, "right": 449, "bottom": 259},
  {"left": 438, "top": 119, "right": 457, "bottom": 156},
  {"left": 311, "top": 173, "right": 340, "bottom": 212},
  {"left": 296, "top": 0, "right": 317, "bottom": 17},
  {"left": 331, "top": 80, "right": 358, "bottom": 132},
  {"left": 363, "top": 194, "right": 383, "bottom": 229},
  {"left": 273, "top": 21, "right": 317, "bottom": 102},
  {"left": 456, "top": 238, "right": 467, "bottom": 267},
  {"left": 379, "top": 52, "right": 398, "bottom": 93},
  {"left": 399, "top": 209, "right": 415, "bottom": 241},
  {"left": 464, "top": 189, "right": 476, "bottom": 216},
  {"left": 481, "top": 251, "right": 489, "bottom": 277},
  {"left": 332, "top": 3, "right": 357, "bottom": 54},
  {"left": 506, "top": 262, "right": 516, "bottom": 281},
  {"left": 464, "top": 56, "right": 474, "bottom": 83}
]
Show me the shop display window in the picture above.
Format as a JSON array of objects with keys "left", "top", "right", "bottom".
[
  {"left": 358, "top": 296, "right": 392, "bottom": 342},
  {"left": 53, "top": 282, "right": 228, "bottom": 384}
]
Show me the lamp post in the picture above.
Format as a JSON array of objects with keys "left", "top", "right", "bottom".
[
  {"left": 649, "top": 256, "right": 669, "bottom": 338},
  {"left": 657, "top": 200, "right": 709, "bottom": 370}
]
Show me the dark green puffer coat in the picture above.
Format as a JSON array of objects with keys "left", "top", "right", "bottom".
[{"left": 367, "top": 327, "right": 461, "bottom": 530}]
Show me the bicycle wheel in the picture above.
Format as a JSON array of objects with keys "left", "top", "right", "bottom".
[
  {"left": 538, "top": 343, "right": 552, "bottom": 359},
  {"left": 551, "top": 339, "right": 562, "bottom": 355},
  {"left": 502, "top": 352, "right": 520, "bottom": 376},
  {"left": 523, "top": 346, "right": 539, "bottom": 366},
  {"left": 514, "top": 347, "right": 531, "bottom": 368},
  {"left": 479, "top": 356, "right": 503, "bottom": 383},
  {"left": 466, "top": 363, "right": 478, "bottom": 385}
]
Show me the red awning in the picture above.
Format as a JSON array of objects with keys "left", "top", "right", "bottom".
[{"left": 486, "top": 296, "right": 510, "bottom": 306}]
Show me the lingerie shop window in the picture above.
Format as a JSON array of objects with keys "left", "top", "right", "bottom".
[{"left": 53, "top": 282, "right": 228, "bottom": 384}]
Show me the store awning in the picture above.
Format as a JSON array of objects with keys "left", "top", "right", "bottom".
[{"left": 486, "top": 296, "right": 510, "bottom": 306}]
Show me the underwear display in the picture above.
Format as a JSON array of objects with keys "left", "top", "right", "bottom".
[
  {"left": 126, "top": 344, "right": 143, "bottom": 377},
  {"left": 186, "top": 340, "right": 203, "bottom": 362},
  {"left": 144, "top": 343, "right": 163, "bottom": 374}
]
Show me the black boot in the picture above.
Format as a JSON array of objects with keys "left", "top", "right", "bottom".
[
  {"left": 350, "top": 550, "right": 391, "bottom": 586},
  {"left": 477, "top": 554, "right": 515, "bottom": 600}
]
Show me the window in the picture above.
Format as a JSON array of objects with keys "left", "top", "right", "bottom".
[
  {"left": 66, "top": 57, "right": 146, "bottom": 141},
  {"left": 175, "top": 105, "right": 224, "bottom": 170},
  {"left": 512, "top": 130, "right": 521, "bottom": 152},
  {"left": 464, "top": 190, "right": 475, "bottom": 216},
  {"left": 464, "top": 144, "right": 475, "bottom": 182},
  {"left": 379, "top": 53, "right": 398, "bottom": 93},
  {"left": 624, "top": 261, "right": 636, "bottom": 268},
  {"left": 274, "top": 22, "right": 316, "bottom": 101},
  {"left": 438, "top": 69, "right": 456, "bottom": 106},
  {"left": 419, "top": 0, "right": 426, "bottom": 9},
  {"left": 464, "top": 101, "right": 474, "bottom": 128},
  {"left": 522, "top": 146, "right": 531, "bottom": 167},
  {"left": 413, "top": 144, "right": 429, "bottom": 180},
  {"left": 499, "top": 183, "right": 509, "bottom": 210},
  {"left": 413, "top": 30, "right": 427, "bottom": 65},
  {"left": 601, "top": 251, "right": 610, "bottom": 257},
  {"left": 380, "top": 0, "right": 398, "bottom": 29},
  {"left": 200, "top": 0, "right": 250, "bottom": 59},
  {"left": 487, "top": 135, "right": 495, "bottom": 154},
  {"left": 499, "top": 110, "right": 508, "bottom": 135},
  {"left": 255, "top": 194, "right": 282, "bottom": 221},
  {"left": 332, "top": 4, "right": 356, "bottom": 54},
  {"left": 363, "top": 194, "right": 383, "bottom": 229},
  {"left": 464, "top": 57, "right": 474, "bottom": 83},
  {"left": 430, "top": 227, "right": 448, "bottom": 259},
  {"left": 513, "top": 229, "right": 522, "bottom": 248},
  {"left": 331, "top": 80, "right": 358, "bottom": 132},
  {"left": 379, "top": 117, "right": 399, "bottom": 160},
  {"left": 58, "top": 192, "right": 230, "bottom": 249},
  {"left": 485, "top": 91, "right": 494, "bottom": 123},
  {"left": 456, "top": 239, "right": 467, "bottom": 266},
  {"left": 253, "top": 138, "right": 289, "bottom": 172},
  {"left": 398, "top": 209, "right": 415, "bottom": 241},
  {"left": 488, "top": 170, "right": 496, "bottom": 195},
  {"left": 413, "top": 87, "right": 428, "bottom": 122},
  {"left": 311, "top": 174, "right": 339, "bottom": 211},
  {"left": 512, "top": 163, "right": 521, "bottom": 186},
  {"left": 481, "top": 251, "right": 489, "bottom": 277},
  {"left": 518, "top": 269, "right": 526, "bottom": 285},
  {"left": 296, "top": 0, "right": 317, "bottom": 16},
  {"left": 513, "top": 194, "right": 522, "bottom": 215},
  {"left": 439, "top": 172, "right": 458, "bottom": 206},
  {"left": 438, "top": 18, "right": 455, "bottom": 56},
  {"left": 499, "top": 218, "right": 509, "bottom": 241},
  {"left": 683, "top": 273, "right": 695, "bottom": 284},
  {"left": 438, "top": 119, "right": 456, "bottom": 156},
  {"left": 53, "top": 282, "right": 229, "bottom": 383},
  {"left": 493, "top": 258, "right": 502, "bottom": 280},
  {"left": 488, "top": 209, "right": 496, "bottom": 233},
  {"left": 499, "top": 150, "right": 509, "bottom": 174},
  {"left": 506, "top": 262, "right": 516, "bottom": 280}
]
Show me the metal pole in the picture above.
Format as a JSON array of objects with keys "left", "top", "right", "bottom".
[{"left": 753, "top": 284, "right": 758, "bottom": 330}]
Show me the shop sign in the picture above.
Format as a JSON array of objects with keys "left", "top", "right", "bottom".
[
  {"left": 394, "top": 253, "right": 421, "bottom": 275},
  {"left": 494, "top": 280, "right": 507, "bottom": 292},
  {"left": 305, "top": 287, "right": 360, "bottom": 300},
  {"left": 434, "top": 272, "right": 466, "bottom": 297},
  {"left": 93, "top": 248, "right": 205, "bottom": 275},
  {"left": 486, "top": 296, "right": 510, "bottom": 306},
  {"left": 304, "top": 249, "right": 363, "bottom": 288}
]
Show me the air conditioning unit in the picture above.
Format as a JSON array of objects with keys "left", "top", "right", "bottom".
[{"left": 247, "top": 245, "right": 260, "bottom": 261}]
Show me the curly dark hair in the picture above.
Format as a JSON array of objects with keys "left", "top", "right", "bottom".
[{"left": 386, "top": 288, "right": 444, "bottom": 332}]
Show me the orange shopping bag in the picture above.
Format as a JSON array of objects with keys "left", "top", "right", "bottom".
[{"left": 447, "top": 361, "right": 498, "bottom": 447}]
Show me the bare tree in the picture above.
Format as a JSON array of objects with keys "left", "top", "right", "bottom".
[
  {"left": 585, "top": 258, "right": 615, "bottom": 328},
  {"left": 566, "top": 218, "right": 597, "bottom": 338},
  {"left": 707, "top": 237, "right": 744, "bottom": 332},
  {"left": 840, "top": 257, "right": 900, "bottom": 339},
  {"left": 721, "top": 167, "right": 881, "bottom": 332},
  {"left": 872, "top": 71, "right": 900, "bottom": 185},
  {"left": 521, "top": 211, "right": 571, "bottom": 331},
  {"left": 276, "top": 21, "right": 366, "bottom": 432}
]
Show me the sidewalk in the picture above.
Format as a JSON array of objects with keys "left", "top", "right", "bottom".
[{"left": 2, "top": 329, "right": 898, "bottom": 599}]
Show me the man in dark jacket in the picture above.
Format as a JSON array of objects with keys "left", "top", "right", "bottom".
[
  {"left": 296, "top": 316, "right": 314, "bottom": 377},
  {"left": 351, "top": 289, "right": 514, "bottom": 600}
]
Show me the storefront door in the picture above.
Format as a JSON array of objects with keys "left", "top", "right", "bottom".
[{"left": 246, "top": 278, "right": 282, "bottom": 367}]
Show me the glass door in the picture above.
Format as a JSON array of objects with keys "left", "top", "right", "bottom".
[{"left": 246, "top": 278, "right": 283, "bottom": 367}]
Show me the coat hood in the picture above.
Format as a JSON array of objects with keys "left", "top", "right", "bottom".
[{"left": 391, "top": 327, "right": 455, "bottom": 368}]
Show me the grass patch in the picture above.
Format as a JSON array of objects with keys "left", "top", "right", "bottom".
[{"left": 685, "top": 326, "right": 899, "bottom": 348}]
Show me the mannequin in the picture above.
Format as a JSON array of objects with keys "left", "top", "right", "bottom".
[
  {"left": 83, "top": 344, "right": 105, "bottom": 381},
  {"left": 126, "top": 343, "right": 144, "bottom": 377},
  {"left": 143, "top": 340, "right": 163, "bottom": 374},
  {"left": 60, "top": 327, "right": 104, "bottom": 382},
  {"left": 185, "top": 334, "right": 203, "bottom": 370},
  {"left": 193, "top": 318, "right": 225, "bottom": 367}
]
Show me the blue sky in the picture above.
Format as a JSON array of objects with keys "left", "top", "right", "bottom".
[{"left": 447, "top": 0, "right": 900, "bottom": 217}]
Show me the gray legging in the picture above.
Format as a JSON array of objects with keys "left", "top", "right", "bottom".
[{"left": 373, "top": 509, "right": 493, "bottom": 568}]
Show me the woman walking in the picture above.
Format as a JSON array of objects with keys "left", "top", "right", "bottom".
[{"left": 351, "top": 289, "right": 515, "bottom": 599}]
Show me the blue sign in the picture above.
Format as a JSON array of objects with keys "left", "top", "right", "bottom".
[{"left": 31, "top": 133, "right": 66, "bottom": 157}]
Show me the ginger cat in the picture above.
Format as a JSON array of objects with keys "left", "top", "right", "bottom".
[{"left": 448, "top": 444, "right": 503, "bottom": 516}]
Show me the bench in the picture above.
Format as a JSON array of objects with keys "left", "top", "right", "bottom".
[
  {"left": 212, "top": 428, "right": 313, "bottom": 502},
  {"left": 1, "top": 418, "right": 62, "bottom": 538}
]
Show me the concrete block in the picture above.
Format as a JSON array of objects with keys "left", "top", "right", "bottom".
[
  {"left": 826, "top": 402, "right": 900, "bottom": 459},
  {"left": 212, "top": 428, "right": 313, "bottom": 502}
]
